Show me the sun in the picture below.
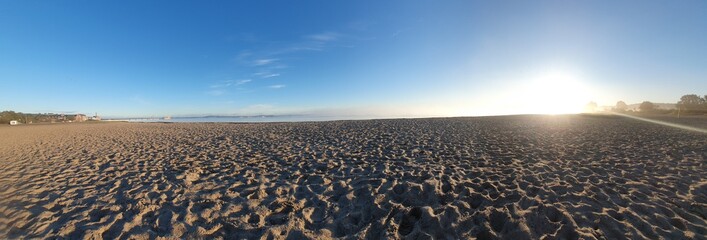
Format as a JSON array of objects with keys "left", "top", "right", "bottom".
[
  {"left": 462, "top": 68, "right": 595, "bottom": 116},
  {"left": 515, "top": 70, "right": 592, "bottom": 115}
]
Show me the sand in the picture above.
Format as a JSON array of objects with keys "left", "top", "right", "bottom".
[{"left": 0, "top": 115, "right": 705, "bottom": 239}]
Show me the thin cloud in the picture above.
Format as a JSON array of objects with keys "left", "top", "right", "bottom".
[
  {"left": 391, "top": 27, "right": 413, "bottom": 38},
  {"left": 236, "top": 79, "right": 252, "bottom": 85},
  {"left": 254, "top": 72, "right": 281, "bottom": 78},
  {"left": 230, "top": 31, "right": 348, "bottom": 85},
  {"left": 268, "top": 84, "right": 286, "bottom": 89},
  {"left": 307, "top": 32, "right": 340, "bottom": 42},
  {"left": 206, "top": 89, "right": 226, "bottom": 96},
  {"left": 210, "top": 79, "right": 251, "bottom": 89},
  {"left": 254, "top": 58, "right": 278, "bottom": 66},
  {"left": 210, "top": 80, "right": 234, "bottom": 88}
]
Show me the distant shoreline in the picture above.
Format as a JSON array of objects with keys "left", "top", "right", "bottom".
[{"left": 6, "top": 113, "right": 705, "bottom": 133}]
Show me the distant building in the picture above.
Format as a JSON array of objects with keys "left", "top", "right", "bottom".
[
  {"left": 75, "top": 114, "right": 88, "bottom": 122},
  {"left": 9, "top": 120, "right": 18, "bottom": 125},
  {"left": 90, "top": 113, "right": 101, "bottom": 121}
]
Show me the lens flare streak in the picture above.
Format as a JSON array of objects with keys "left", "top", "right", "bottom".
[{"left": 612, "top": 113, "right": 707, "bottom": 134}]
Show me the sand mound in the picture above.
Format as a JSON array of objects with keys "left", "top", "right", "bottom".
[{"left": 0, "top": 115, "right": 705, "bottom": 239}]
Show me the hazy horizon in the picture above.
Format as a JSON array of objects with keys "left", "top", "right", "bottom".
[
  {"left": 2, "top": 1, "right": 706, "bottom": 118},
  {"left": 0, "top": 100, "right": 686, "bottom": 120}
]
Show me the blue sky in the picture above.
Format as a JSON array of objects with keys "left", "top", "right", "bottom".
[{"left": 1, "top": 1, "right": 706, "bottom": 118}]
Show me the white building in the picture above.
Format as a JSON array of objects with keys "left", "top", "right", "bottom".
[
  {"left": 90, "top": 114, "right": 101, "bottom": 121},
  {"left": 9, "top": 120, "right": 18, "bottom": 125}
]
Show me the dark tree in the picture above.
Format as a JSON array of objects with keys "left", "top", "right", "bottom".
[
  {"left": 0, "top": 111, "right": 25, "bottom": 124},
  {"left": 677, "top": 94, "right": 707, "bottom": 114},
  {"left": 615, "top": 101, "right": 627, "bottom": 112},
  {"left": 679, "top": 94, "right": 701, "bottom": 104},
  {"left": 639, "top": 101, "right": 655, "bottom": 113}
]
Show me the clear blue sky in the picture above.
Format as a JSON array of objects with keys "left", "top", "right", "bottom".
[{"left": 1, "top": 1, "right": 706, "bottom": 118}]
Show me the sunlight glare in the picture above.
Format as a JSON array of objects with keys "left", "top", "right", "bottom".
[{"left": 518, "top": 70, "right": 591, "bottom": 115}]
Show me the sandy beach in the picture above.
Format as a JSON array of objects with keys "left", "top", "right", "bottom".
[{"left": 0, "top": 115, "right": 705, "bottom": 239}]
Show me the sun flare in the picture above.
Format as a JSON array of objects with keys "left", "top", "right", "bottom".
[
  {"left": 471, "top": 69, "right": 595, "bottom": 116},
  {"left": 521, "top": 70, "right": 591, "bottom": 114}
]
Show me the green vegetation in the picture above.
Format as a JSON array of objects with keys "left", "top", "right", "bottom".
[
  {"left": 0, "top": 111, "right": 75, "bottom": 124},
  {"left": 677, "top": 94, "right": 707, "bottom": 114},
  {"left": 612, "top": 94, "right": 706, "bottom": 115},
  {"left": 0, "top": 111, "right": 23, "bottom": 124}
]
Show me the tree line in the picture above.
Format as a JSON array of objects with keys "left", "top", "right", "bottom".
[
  {"left": 613, "top": 94, "right": 707, "bottom": 114},
  {"left": 0, "top": 111, "right": 77, "bottom": 124}
]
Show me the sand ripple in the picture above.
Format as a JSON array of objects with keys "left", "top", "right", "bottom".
[{"left": 0, "top": 115, "right": 705, "bottom": 239}]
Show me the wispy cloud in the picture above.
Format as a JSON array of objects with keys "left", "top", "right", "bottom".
[
  {"left": 210, "top": 79, "right": 251, "bottom": 88},
  {"left": 254, "top": 58, "right": 278, "bottom": 66},
  {"left": 235, "top": 79, "right": 252, "bottom": 85},
  {"left": 206, "top": 79, "right": 253, "bottom": 96},
  {"left": 254, "top": 72, "right": 281, "bottom": 78},
  {"left": 206, "top": 89, "right": 226, "bottom": 96},
  {"left": 307, "top": 32, "right": 340, "bottom": 42},
  {"left": 391, "top": 27, "right": 413, "bottom": 38},
  {"left": 210, "top": 80, "right": 233, "bottom": 88},
  {"left": 224, "top": 30, "right": 349, "bottom": 91}
]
